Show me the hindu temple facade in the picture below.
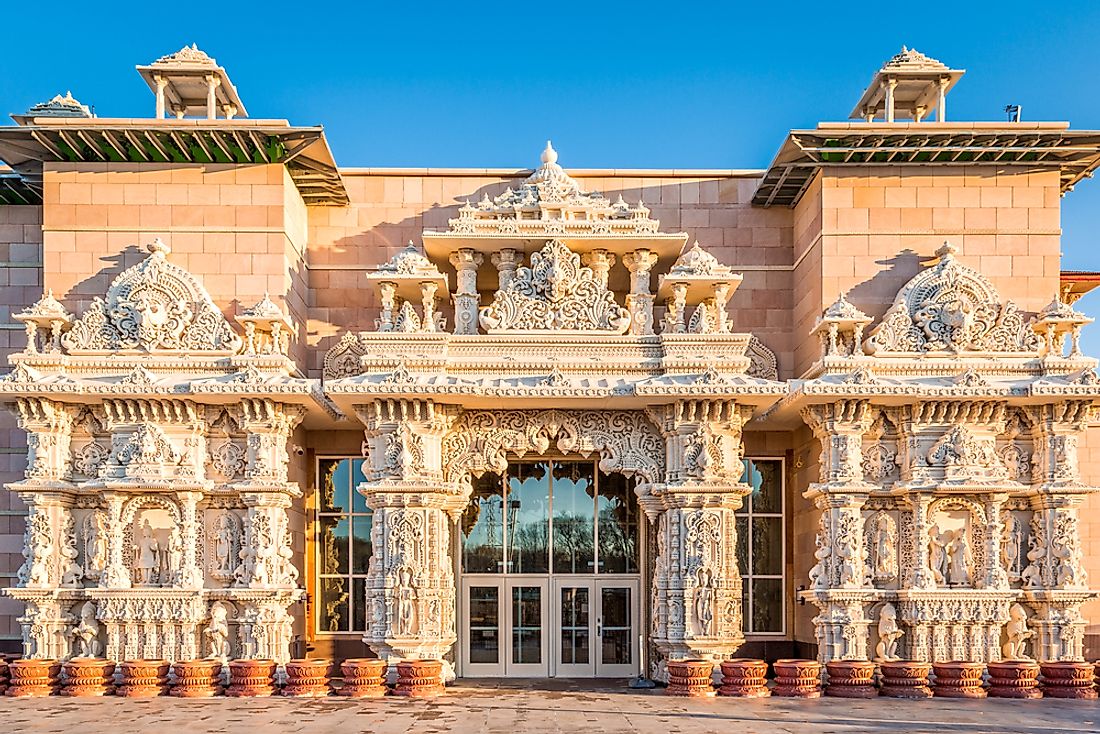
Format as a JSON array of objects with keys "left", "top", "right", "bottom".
[{"left": 1, "top": 45, "right": 1100, "bottom": 680}]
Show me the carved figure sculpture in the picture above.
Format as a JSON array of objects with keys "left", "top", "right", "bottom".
[
  {"left": 694, "top": 567, "right": 715, "bottom": 636},
  {"left": 928, "top": 524, "right": 951, "bottom": 586},
  {"left": 214, "top": 513, "right": 235, "bottom": 573},
  {"left": 71, "top": 600, "right": 101, "bottom": 657},
  {"left": 1002, "top": 513, "right": 1023, "bottom": 580},
  {"left": 1002, "top": 603, "right": 1034, "bottom": 660},
  {"left": 60, "top": 516, "right": 83, "bottom": 587},
  {"left": 1022, "top": 535, "right": 1045, "bottom": 588},
  {"left": 166, "top": 526, "right": 183, "bottom": 583},
  {"left": 205, "top": 602, "right": 230, "bottom": 659},
  {"left": 876, "top": 603, "right": 903, "bottom": 661},
  {"left": 135, "top": 520, "right": 160, "bottom": 585},
  {"left": 396, "top": 566, "right": 416, "bottom": 636},
  {"left": 86, "top": 511, "right": 108, "bottom": 579},
  {"left": 868, "top": 511, "right": 897, "bottom": 582},
  {"left": 948, "top": 528, "right": 973, "bottom": 587}
]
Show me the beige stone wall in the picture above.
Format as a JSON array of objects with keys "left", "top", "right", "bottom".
[{"left": 0, "top": 203, "right": 42, "bottom": 643}]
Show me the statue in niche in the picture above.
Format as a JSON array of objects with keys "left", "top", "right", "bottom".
[
  {"left": 875, "top": 603, "right": 903, "bottom": 661},
  {"left": 395, "top": 566, "right": 416, "bottom": 636},
  {"left": 1022, "top": 534, "right": 1045, "bottom": 587},
  {"left": 867, "top": 512, "right": 897, "bottom": 582},
  {"left": 1002, "top": 513, "right": 1024, "bottom": 581},
  {"left": 85, "top": 512, "right": 108, "bottom": 580},
  {"left": 205, "top": 602, "right": 230, "bottom": 659},
  {"left": 370, "top": 597, "right": 385, "bottom": 635},
  {"left": 694, "top": 567, "right": 715, "bottom": 636},
  {"left": 134, "top": 519, "right": 161, "bottom": 586},
  {"left": 1002, "top": 603, "right": 1034, "bottom": 660},
  {"left": 928, "top": 524, "right": 951, "bottom": 586},
  {"left": 214, "top": 514, "right": 235, "bottom": 573},
  {"left": 809, "top": 520, "right": 830, "bottom": 589},
  {"left": 70, "top": 600, "right": 101, "bottom": 657},
  {"left": 166, "top": 526, "right": 183, "bottom": 583},
  {"left": 948, "top": 528, "right": 973, "bottom": 587},
  {"left": 60, "top": 516, "right": 83, "bottom": 587}
]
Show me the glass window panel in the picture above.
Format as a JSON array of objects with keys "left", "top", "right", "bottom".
[
  {"left": 506, "top": 462, "right": 550, "bottom": 574},
  {"left": 319, "top": 576, "right": 349, "bottom": 632},
  {"left": 351, "top": 459, "right": 369, "bottom": 513},
  {"left": 469, "top": 586, "right": 500, "bottom": 664},
  {"left": 512, "top": 586, "right": 542, "bottom": 664},
  {"left": 741, "top": 583, "right": 750, "bottom": 631},
  {"left": 319, "top": 516, "right": 350, "bottom": 575},
  {"left": 552, "top": 462, "right": 595, "bottom": 574},
  {"left": 737, "top": 459, "right": 751, "bottom": 516},
  {"left": 747, "top": 459, "right": 782, "bottom": 514},
  {"left": 461, "top": 473, "right": 505, "bottom": 574},
  {"left": 352, "top": 577, "right": 366, "bottom": 633},
  {"left": 751, "top": 578, "right": 783, "bottom": 633},
  {"left": 318, "top": 459, "right": 349, "bottom": 513},
  {"left": 597, "top": 471, "right": 639, "bottom": 574},
  {"left": 600, "top": 587, "right": 632, "bottom": 665},
  {"left": 751, "top": 516, "right": 783, "bottom": 576},
  {"left": 351, "top": 515, "right": 372, "bottom": 574},
  {"left": 560, "top": 586, "right": 589, "bottom": 665},
  {"left": 735, "top": 515, "right": 749, "bottom": 576}
]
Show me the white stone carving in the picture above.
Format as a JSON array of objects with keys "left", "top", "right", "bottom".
[
  {"left": 479, "top": 239, "right": 631, "bottom": 333},
  {"left": 865, "top": 511, "right": 898, "bottom": 583},
  {"left": 61, "top": 239, "right": 242, "bottom": 353},
  {"left": 875, "top": 602, "right": 903, "bottom": 661},
  {"left": 1003, "top": 602, "right": 1034, "bottom": 660},
  {"left": 868, "top": 242, "right": 1039, "bottom": 354},
  {"left": 70, "top": 600, "right": 101, "bottom": 657},
  {"left": 205, "top": 601, "right": 231, "bottom": 659}
]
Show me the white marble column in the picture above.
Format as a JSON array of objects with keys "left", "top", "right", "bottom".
[
  {"left": 449, "top": 249, "right": 483, "bottom": 335},
  {"left": 623, "top": 249, "right": 658, "bottom": 336}
]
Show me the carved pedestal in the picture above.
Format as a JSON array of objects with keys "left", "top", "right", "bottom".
[
  {"left": 5, "top": 659, "right": 60, "bottom": 697},
  {"left": 0, "top": 659, "right": 9, "bottom": 695},
  {"left": 718, "top": 659, "right": 770, "bottom": 697},
  {"left": 338, "top": 658, "right": 388, "bottom": 698},
  {"left": 61, "top": 658, "right": 115, "bottom": 697},
  {"left": 170, "top": 659, "right": 223, "bottom": 697},
  {"left": 987, "top": 661, "right": 1041, "bottom": 699},
  {"left": 393, "top": 659, "right": 444, "bottom": 698},
  {"left": 932, "top": 662, "right": 986, "bottom": 698},
  {"left": 226, "top": 659, "right": 277, "bottom": 697},
  {"left": 117, "top": 659, "right": 170, "bottom": 697},
  {"left": 283, "top": 659, "right": 331, "bottom": 697},
  {"left": 772, "top": 659, "right": 822, "bottom": 698},
  {"left": 665, "top": 659, "right": 716, "bottom": 697},
  {"left": 878, "top": 661, "right": 932, "bottom": 698},
  {"left": 825, "top": 660, "right": 877, "bottom": 698},
  {"left": 1040, "top": 661, "right": 1098, "bottom": 699}
]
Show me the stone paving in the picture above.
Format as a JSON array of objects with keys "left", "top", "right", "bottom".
[{"left": 1, "top": 679, "right": 1099, "bottom": 734}]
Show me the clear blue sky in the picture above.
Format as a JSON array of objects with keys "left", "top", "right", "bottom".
[{"left": 2, "top": 2, "right": 1099, "bottom": 351}]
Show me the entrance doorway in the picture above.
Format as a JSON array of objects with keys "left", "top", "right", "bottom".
[{"left": 457, "top": 459, "right": 642, "bottom": 678}]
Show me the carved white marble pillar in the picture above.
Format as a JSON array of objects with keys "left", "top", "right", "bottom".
[
  {"left": 799, "top": 400, "right": 877, "bottom": 663},
  {"left": 449, "top": 249, "right": 483, "bottom": 335},
  {"left": 491, "top": 249, "right": 520, "bottom": 290},
  {"left": 100, "top": 492, "right": 131, "bottom": 589},
  {"left": 641, "top": 400, "right": 753, "bottom": 679},
  {"left": 15, "top": 398, "right": 73, "bottom": 485},
  {"left": 420, "top": 281, "right": 441, "bottom": 333},
  {"left": 205, "top": 74, "right": 220, "bottom": 120},
  {"left": 376, "top": 281, "right": 397, "bottom": 332},
  {"left": 356, "top": 399, "right": 462, "bottom": 678},
  {"left": 582, "top": 249, "right": 615, "bottom": 289},
  {"left": 154, "top": 75, "right": 167, "bottom": 119},
  {"left": 177, "top": 491, "right": 204, "bottom": 589},
  {"left": 662, "top": 282, "right": 688, "bottom": 334},
  {"left": 623, "top": 249, "right": 658, "bottom": 336},
  {"left": 981, "top": 493, "right": 1010, "bottom": 590}
]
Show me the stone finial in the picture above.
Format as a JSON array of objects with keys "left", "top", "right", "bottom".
[
  {"left": 541, "top": 140, "right": 558, "bottom": 165},
  {"left": 147, "top": 237, "right": 172, "bottom": 256}
]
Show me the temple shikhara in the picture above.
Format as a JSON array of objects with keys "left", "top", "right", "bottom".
[{"left": 3, "top": 45, "right": 1100, "bottom": 685}]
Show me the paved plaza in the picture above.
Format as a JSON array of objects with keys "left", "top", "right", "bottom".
[{"left": 0, "top": 680, "right": 1097, "bottom": 734}]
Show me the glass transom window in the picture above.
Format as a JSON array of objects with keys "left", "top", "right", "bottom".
[
  {"left": 316, "top": 457, "right": 372, "bottom": 633},
  {"left": 460, "top": 459, "right": 639, "bottom": 575}
]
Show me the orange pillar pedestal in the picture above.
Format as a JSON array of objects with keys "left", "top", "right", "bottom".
[
  {"left": 825, "top": 660, "right": 877, "bottom": 698},
  {"left": 718, "top": 659, "right": 770, "bottom": 698},
  {"left": 226, "top": 659, "right": 277, "bottom": 698},
  {"left": 61, "top": 658, "right": 115, "bottom": 697},
  {"left": 987, "top": 661, "right": 1041, "bottom": 699},
  {"left": 665, "top": 659, "right": 716, "bottom": 697},
  {"left": 170, "top": 659, "right": 224, "bottom": 698},
  {"left": 117, "top": 660, "right": 170, "bottom": 698},
  {"left": 283, "top": 659, "right": 331, "bottom": 698},
  {"left": 773, "top": 659, "right": 822, "bottom": 698},
  {"left": 337, "top": 659, "right": 388, "bottom": 698},
  {"left": 1040, "top": 661, "right": 1098, "bottom": 699},
  {"left": 5, "top": 659, "right": 61, "bottom": 697},
  {"left": 394, "top": 659, "right": 445, "bottom": 698},
  {"left": 932, "top": 661, "right": 986, "bottom": 698},
  {"left": 878, "top": 661, "right": 932, "bottom": 699}
]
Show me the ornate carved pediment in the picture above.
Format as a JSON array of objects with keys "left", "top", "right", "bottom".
[
  {"left": 478, "top": 239, "right": 631, "bottom": 333},
  {"left": 442, "top": 409, "right": 664, "bottom": 486},
  {"left": 61, "top": 239, "right": 242, "bottom": 354},
  {"left": 868, "top": 242, "right": 1038, "bottom": 355}
]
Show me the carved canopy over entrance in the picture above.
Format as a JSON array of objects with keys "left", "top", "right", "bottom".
[
  {"left": 441, "top": 409, "right": 664, "bottom": 487},
  {"left": 868, "top": 242, "right": 1039, "bottom": 355}
]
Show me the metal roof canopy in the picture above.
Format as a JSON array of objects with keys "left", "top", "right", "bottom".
[
  {"left": 0, "top": 119, "right": 348, "bottom": 205},
  {"left": 752, "top": 123, "right": 1100, "bottom": 208}
]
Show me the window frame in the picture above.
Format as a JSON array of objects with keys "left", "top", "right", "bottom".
[
  {"left": 738, "top": 456, "right": 787, "bottom": 637},
  {"left": 314, "top": 455, "right": 373, "bottom": 636}
]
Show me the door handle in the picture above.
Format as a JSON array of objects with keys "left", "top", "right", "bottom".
[{"left": 597, "top": 618, "right": 602, "bottom": 638}]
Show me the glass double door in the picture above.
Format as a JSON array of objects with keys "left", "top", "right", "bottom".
[{"left": 460, "top": 576, "right": 640, "bottom": 678}]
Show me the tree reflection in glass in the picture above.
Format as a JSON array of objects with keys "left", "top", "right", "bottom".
[
  {"left": 506, "top": 462, "right": 550, "bottom": 574},
  {"left": 552, "top": 462, "right": 595, "bottom": 573},
  {"left": 461, "top": 473, "right": 505, "bottom": 573},
  {"left": 597, "top": 471, "right": 638, "bottom": 574}
]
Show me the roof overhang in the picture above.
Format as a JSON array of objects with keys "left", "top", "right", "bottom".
[
  {"left": 1061, "top": 270, "right": 1100, "bottom": 305},
  {"left": 0, "top": 118, "right": 348, "bottom": 205},
  {"left": 752, "top": 122, "right": 1100, "bottom": 207}
]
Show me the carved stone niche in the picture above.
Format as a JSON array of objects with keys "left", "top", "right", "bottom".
[
  {"left": 861, "top": 411, "right": 900, "bottom": 487},
  {"left": 996, "top": 408, "right": 1036, "bottom": 486},
  {"left": 924, "top": 498, "right": 984, "bottom": 589},
  {"left": 124, "top": 500, "right": 184, "bottom": 589}
]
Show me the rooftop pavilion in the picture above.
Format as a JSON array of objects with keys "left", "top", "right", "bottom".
[
  {"left": 136, "top": 44, "right": 247, "bottom": 120},
  {"left": 850, "top": 46, "right": 965, "bottom": 123}
]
